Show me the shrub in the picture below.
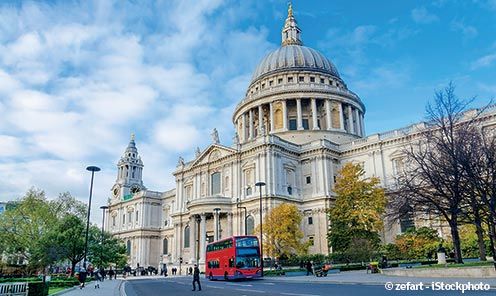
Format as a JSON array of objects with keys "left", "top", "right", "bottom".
[{"left": 28, "top": 282, "right": 49, "bottom": 296}]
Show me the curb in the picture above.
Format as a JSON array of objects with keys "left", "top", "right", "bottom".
[{"left": 119, "top": 280, "right": 127, "bottom": 296}]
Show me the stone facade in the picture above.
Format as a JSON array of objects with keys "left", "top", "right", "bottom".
[{"left": 107, "top": 5, "right": 496, "bottom": 271}]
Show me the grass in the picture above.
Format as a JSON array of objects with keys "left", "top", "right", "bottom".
[
  {"left": 48, "top": 286, "right": 67, "bottom": 295},
  {"left": 415, "top": 261, "right": 494, "bottom": 269}
]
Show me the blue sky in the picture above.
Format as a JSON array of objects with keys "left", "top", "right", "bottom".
[{"left": 0, "top": 0, "right": 495, "bottom": 223}]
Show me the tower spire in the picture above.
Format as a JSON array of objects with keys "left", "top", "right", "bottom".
[{"left": 281, "top": 2, "right": 302, "bottom": 46}]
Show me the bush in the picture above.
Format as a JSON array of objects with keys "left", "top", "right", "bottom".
[{"left": 28, "top": 282, "right": 49, "bottom": 296}]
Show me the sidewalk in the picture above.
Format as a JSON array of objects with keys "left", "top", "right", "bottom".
[
  {"left": 55, "top": 279, "right": 123, "bottom": 296},
  {"left": 267, "top": 270, "right": 496, "bottom": 287}
]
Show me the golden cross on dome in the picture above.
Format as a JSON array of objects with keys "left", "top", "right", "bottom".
[
  {"left": 131, "top": 133, "right": 135, "bottom": 141},
  {"left": 288, "top": 2, "right": 293, "bottom": 17}
]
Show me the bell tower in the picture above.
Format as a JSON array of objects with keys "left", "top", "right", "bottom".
[{"left": 111, "top": 133, "right": 145, "bottom": 201}]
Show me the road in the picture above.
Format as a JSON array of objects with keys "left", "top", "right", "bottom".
[{"left": 124, "top": 276, "right": 494, "bottom": 296}]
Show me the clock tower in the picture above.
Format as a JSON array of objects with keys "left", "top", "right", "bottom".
[{"left": 111, "top": 134, "right": 145, "bottom": 202}]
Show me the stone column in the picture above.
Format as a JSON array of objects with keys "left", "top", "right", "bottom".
[
  {"left": 282, "top": 100, "right": 288, "bottom": 131},
  {"left": 354, "top": 108, "right": 361, "bottom": 136},
  {"left": 214, "top": 211, "right": 220, "bottom": 241},
  {"left": 269, "top": 102, "right": 274, "bottom": 133},
  {"left": 199, "top": 213, "right": 206, "bottom": 264},
  {"left": 258, "top": 105, "right": 263, "bottom": 135},
  {"left": 325, "top": 100, "right": 332, "bottom": 130},
  {"left": 296, "top": 98, "right": 303, "bottom": 130},
  {"left": 249, "top": 109, "right": 254, "bottom": 140},
  {"left": 311, "top": 98, "right": 319, "bottom": 130},
  {"left": 339, "top": 103, "right": 345, "bottom": 131},
  {"left": 347, "top": 105, "right": 355, "bottom": 134},
  {"left": 189, "top": 215, "right": 197, "bottom": 263},
  {"left": 227, "top": 213, "right": 233, "bottom": 237},
  {"left": 360, "top": 113, "right": 366, "bottom": 136},
  {"left": 241, "top": 113, "right": 246, "bottom": 143}
]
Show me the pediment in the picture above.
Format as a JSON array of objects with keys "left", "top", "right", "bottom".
[{"left": 189, "top": 144, "right": 237, "bottom": 167}]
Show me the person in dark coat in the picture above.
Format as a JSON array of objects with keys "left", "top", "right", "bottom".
[
  {"left": 189, "top": 266, "right": 193, "bottom": 275},
  {"left": 192, "top": 264, "right": 201, "bottom": 291},
  {"left": 78, "top": 267, "right": 87, "bottom": 289},
  {"left": 108, "top": 268, "right": 115, "bottom": 280},
  {"left": 306, "top": 261, "right": 313, "bottom": 276}
]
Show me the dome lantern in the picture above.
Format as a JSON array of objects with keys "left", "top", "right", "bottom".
[{"left": 282, "top": 3, "right": 302, "bottom": 46}]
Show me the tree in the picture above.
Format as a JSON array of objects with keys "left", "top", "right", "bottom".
[
  {"left": 256, "top": 203, "right": 308, "bottom": 259},
  {"left": 0, "top": 188, "right": 57, "bottom": 271},
  {"left": 51, "top": 192, "right": 87, "bottom": 220},
  {"left": 328, "top": 162, "right": 386, "bottom": 262},
  {"left": 389, "top": 83, "right": 477, "bottom": 263},
  {"left": 394, "top": 227, "right": 442, "bottom": 260},
  {"left": 88, "top": 226, "right": 128, "bottom": 269},
  {"left": 43, "top": 214, "right": 86, "bottom": 276}
]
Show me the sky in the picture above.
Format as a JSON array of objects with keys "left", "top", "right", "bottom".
[{"left": 1, "top": 0, "right": 495, "bottom": 224}]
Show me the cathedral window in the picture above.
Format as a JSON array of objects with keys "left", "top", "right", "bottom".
[
  {"left": 246, "top": 186, "right": 252, "bottom": 196},
  {"left": 246, "top": 216, "right": 255, "bottom": 235},
  {"left": 302, "top": 119, "right": 309, "bottom": 130},
  {"left": 298, "top": 76, "right": 304, "bottom": 82},
  {"left": 163, "top": 238, "right": 168, "bottom": 255},
  {"left": 126, "top": 240, "right": 131, "bottom": 255},
  {"left": 288, "top": 77, "right": 293, "bottom": 83},
  {"left": 262, "top": 83, "right": 265, "bottom": 89},
  {"left": 122, "top": 214, "right": 125, "bottom": 224},
  {"left": 128, "top": 212, "right": 132, "bottom": 224},
  {"left": 269, "top": 80, "right": 273, "bottom": 86},
  {"left": 278, "top": 78, "right": 283, "bottom": 84},
  {"left": 184, "top": 226, "right": 190, "bottom": 248},
  {"left": 136, "top": 211, "right": 139, "bottom": 222},
  {"left": 287, "top": 186, "right": 293, "bottom": 195},
  {"left": 320, "top": 78, "right": 325, "bottom": 84},
  {"left": 308, "top": 236, "right": 314, "bottom": 246},
  {"left": 308, "top": 216, "right": 313, "bottom": 225},
  {"left": 306, "top": 176, "right": 311, "bottom": 184},
  {"left": 211, "top": 172, "right": 221, "bottom": 195},
  {"left": 310, "top": 76, "right": 315, "bottom": 83},
  {"left": 112, "top": 216, "right": 116, "bottom": 226},
  {"left": 289, "top": 119, "right": 297, "bottom": 130}
]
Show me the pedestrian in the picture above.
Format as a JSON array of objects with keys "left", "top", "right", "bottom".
[
  {"left": 108, "top": 268, "right": 115, "bottom": 280},
  {"left": 306, "top": 261, "right": 313, "bottom": 276},
  {"left": 189, "top": 266, "right": 193, "bottom": 275},
  {"left": 94, "top": 270, "right": 101, "bottom": 289},
  {"left": 78, "top": 267, "right": 87, "bottom": 289},
  {"left": 164, "top": 263, "right": 168, "bottom": 277},
  {"left": 191, "top": 264, "right": 201, "bottom": 291}
]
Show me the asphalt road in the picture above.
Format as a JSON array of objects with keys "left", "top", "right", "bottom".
[{"left": 124, "top": 276, "right": 494, "bottom": 296}]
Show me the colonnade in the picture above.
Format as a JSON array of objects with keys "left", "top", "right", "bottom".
[{"left": 237, "top": 98, "right": 365, "bottom": 143}]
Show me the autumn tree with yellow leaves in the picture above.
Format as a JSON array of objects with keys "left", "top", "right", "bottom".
[
  {"left": 257, "top": 203, "right": 309, "bottom": 259},
  {"left": 328, "top": 162, "right": 386, "bottom": 262}
]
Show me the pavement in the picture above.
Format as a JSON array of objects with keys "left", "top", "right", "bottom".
[{"left": 54, "top": 278, "right": 123, "bottom": 296}]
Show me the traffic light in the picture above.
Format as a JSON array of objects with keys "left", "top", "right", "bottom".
[{"left": 180, "top": 257, "right": 183, "bottom": 264}]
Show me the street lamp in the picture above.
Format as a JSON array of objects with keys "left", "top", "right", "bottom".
[
  {"left": 255, "top": 181, "right": 266, "bottom": 277},
  {"left": 236, "top": 198, "right": 247, "bottom": 235},
  {"left": 213, "top": 208, "right": 221, "bottom": 241},
  {"left": 83, "top": 166, "right": 101, "bottom": 269},
  {"left": 100, "top": 205, "right": 109, "bottom": 268}
]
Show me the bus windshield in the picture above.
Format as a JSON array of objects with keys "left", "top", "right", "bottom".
[
  {"left": 236, "top": 247, "right": 260, "bottom": 269},
  {"left": 235, "top": 237, "right": 259, "bottom": 248}
]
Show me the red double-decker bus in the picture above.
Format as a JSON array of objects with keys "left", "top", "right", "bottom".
[{"left": 205, "top": 235, "right": 261, "bottom": 280}]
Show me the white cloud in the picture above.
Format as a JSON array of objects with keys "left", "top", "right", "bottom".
[
  {"left": 471, "top": 53, "right": 496, "bottom": 69},
  {"left": 411, "top": 7, "right": 439, "bottom": 24},
  {"left": 0, "top": 0, "right": 272, "bottom": 224},
  {"left": 451, "top": 20, "right": 478, "bottom": 38}
]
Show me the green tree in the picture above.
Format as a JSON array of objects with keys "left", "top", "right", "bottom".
[
  {"left": 88, "top": 226, "right": 128, "bottom": 268},
  {"left": 394, "top": 227, "right": 442, "bottom": 260},
  {"left": 256, "top": 203, "right": 308, "bottom": 259},
  {"left": 328, "top": 162, "right": 386, "bottom": 262},
  {"left": 0, "top": 188, "right": 57, "bottom": 271}
]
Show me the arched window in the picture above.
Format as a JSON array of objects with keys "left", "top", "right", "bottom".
[
  {"left": 163, "top": 238, "right": 168, "bottom": 255},
  {"left": 246, "top": 216, "right": 255, "bottom": 235},
  {"left": 184, "top": 226, "right": 190, "bottom": 248},
  {"left": 211, "top": 172, "right": 221, "bottom": 195},
  {"left": 126, "top": 240, "right": 131, "bottom": 255}
]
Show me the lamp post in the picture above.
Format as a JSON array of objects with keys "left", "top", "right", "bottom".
[
  {"left": 213, "top": 208, "right": 221, "bottom": 241},
  {"left": 255, "top": 181, "right": 266, "bottom": 277},
  {"left": 100, "top": 205, "right": 109, "bottom": 268},
  {"left": 236, "top": 198, "right": 247, "bottom": 235},
  {"left": 84, "top": 166, "right": 101, "bottom": 269}
]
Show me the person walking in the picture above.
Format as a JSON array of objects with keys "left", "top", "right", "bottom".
[
  {"left": 108, "top": 268, "right": 115, "bottom": 280},
  {"left": 94, "top": 269, "right": 101, "bottom": 289},
  {"left": 305, "top": 261, "right": 313, "bottom": 276},
  {"left": 189, "top": 266, "right": 193, "bottom": 275},
  {"left": 164, "top": 263, "right": 168, "bottom": 277},
  {"left": 191, "top": 264, "right": 201, "bottom": 291},
  {"left": 78, "top": 267, "right": 87, "bottom": 289}
]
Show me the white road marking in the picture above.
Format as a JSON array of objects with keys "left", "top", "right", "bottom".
[
  {"left": 227, "top": 283, "right": 253, "bottom": 287},
  {"left": 262, "top": 283, "right": 275, "bottom": 285},
  {"left": 206, "top": 285, "right": 225, "bottom": 289},
  {"left": 280, "top": 293, "right": 320, "bottom": 296},
  {"left": 236, "top": 288, "right": 266, "bottom": 293}
]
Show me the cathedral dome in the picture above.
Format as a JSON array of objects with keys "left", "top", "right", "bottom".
[{"left": 251, "top": 45, "right": 340, "bottom": 84}]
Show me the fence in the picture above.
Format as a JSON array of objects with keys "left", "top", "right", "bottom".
[{"left": 0, "top": 282, "right": 29, "bottom": 296}]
